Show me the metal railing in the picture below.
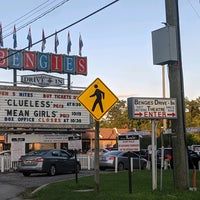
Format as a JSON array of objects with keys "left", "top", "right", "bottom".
[
  {"left": 0, "top": 156, "right": 18, "bottom": 172},
  {"left": 0, "top": 154, "right": 94, "bottom": 172},
  {"left": 77, "top": 154, "right": 94, "bottom": 170}
]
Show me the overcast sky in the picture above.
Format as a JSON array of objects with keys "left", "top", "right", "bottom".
[{"left": 1, "top": 0, "right": 200, "bottom": 100}]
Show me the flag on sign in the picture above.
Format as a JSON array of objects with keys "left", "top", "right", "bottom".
[
  {"left": 54, "top": 31, "right": 59, "bottom": 54},
  {"left": 79, "top": 34, "right": 83, "bottom": 56},
  {"left": 0, "top": 23, "right": 3, "bottom": 47},
  {"left": 67, "top": 31, "right": 72, "bottom": 55},
  {"left": 41, "top": 29, "right": 46, "bottom": 52},
  {"left": 27, "top": 27, "right": 32, "bottom": 50},
  {"left": 13, "top": 25, "right": 17, "bottom": 49}
]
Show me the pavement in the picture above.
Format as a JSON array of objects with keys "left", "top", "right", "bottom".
[{"left": 0, "top": 182, "right": 24, "bottom": 200}]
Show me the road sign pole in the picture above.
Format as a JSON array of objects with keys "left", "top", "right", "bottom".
[
  {"left": 94, "top": 120, "right": 100, "bottom": 193},
  {"left": 151, "top": 120, "right": 157, "bottom": 190}
]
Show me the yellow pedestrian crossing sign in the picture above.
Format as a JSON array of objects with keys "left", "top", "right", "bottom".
[{"left": 77, "top": 78, "right": 119, "bottom": 121}]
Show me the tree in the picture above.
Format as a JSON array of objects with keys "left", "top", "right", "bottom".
[{"left": 100, "top": 100, "right": 152, "bottom": 130}]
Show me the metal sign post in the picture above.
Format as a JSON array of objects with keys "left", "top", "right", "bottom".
[
  {"left": 151, "top": 120, "right": 157, "bottom": 190},
  {"left": 77, "top": 78, "right": 119, "bottom": 193},
  {"left": 118, "top": 134, "right": 140, "bottom": 193},
  {"left": 127, "top": 97, "right": 177, "bottom": 191},
  {"left": 68, "top": 135, "right": 82, "bottom": 184},
  {"left": 94, "top": 120, "right": 100, "bottom": 192}
]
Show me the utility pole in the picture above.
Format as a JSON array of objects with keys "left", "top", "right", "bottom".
[{"left": 165, "top": 0, "right": 189, "bottom": 189}]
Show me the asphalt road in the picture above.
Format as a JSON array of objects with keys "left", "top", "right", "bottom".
[{"left": 0, "top": 170, "right": 95, "bottom": 200}]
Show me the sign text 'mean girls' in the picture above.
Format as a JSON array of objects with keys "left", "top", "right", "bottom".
[{"left": 0, "top": 48, "right": 87, "bottom": 75}]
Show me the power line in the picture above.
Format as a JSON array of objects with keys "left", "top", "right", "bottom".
[
  {"left": 3, "top": 0, "right": 52, "bottom": 31},
  {"left": 0, "top": 0, "right": 119, "bottom": 63},
  {"left": 186, "top": 0, "right": 200, "bottom": 18},
  {"left": 2, "top": 0, "right": 70, "bottom": 39}
]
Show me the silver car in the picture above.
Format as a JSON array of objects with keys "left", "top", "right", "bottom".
[
  {"left": 99, "top": 150, "right": 147, "bottom": 171},
  {"left": 17, "top": 149, "right": 81, "bottom": 176}
]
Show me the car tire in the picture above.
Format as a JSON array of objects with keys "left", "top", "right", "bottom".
[
  {"left": 99, "top": 167, "right": 106, "bottom": 171},
  {"left": 22, "top": 172, "right": 31, "bottom": 177},
  {"left": 48, "top": 165, "right": 56, "bottom": 176},
  {"left": 142, "top": 162, "right": 147, "bottom": 169},
  {"left": 118, "top": 162, "right": 124, "bottom": 171}
]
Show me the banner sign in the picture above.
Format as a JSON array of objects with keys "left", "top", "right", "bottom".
[
  {"left": 0, "top": 85, "right": 91, "bottom": 129},
  {"left": 0, "top": 48, "right": 87, "bottom": 75},
  {"left": 7, "top": 134, "right": 71, "bottom": 144},
  {"left": 68, "top": 136, "right": 82, "bottom": 150}
]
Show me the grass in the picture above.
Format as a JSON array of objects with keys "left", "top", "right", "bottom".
[{"left": 30, "top": 169, "right": 200, "bottom": 200}]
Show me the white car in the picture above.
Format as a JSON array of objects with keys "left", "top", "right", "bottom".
[{"left": 86, "top": 148, "right": 109, "bottom": 156}]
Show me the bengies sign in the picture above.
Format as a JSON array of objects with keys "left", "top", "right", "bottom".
[
  {"left": 0, "top": 85, "right": 91, "bottom": 129},
  {"left": 0, "top": 49, "right": 87, "bottom": 75}
]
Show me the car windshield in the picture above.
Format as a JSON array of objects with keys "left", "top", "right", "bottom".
[
  {"left": 27, "top": 150, "right": 48, "bottom": 156},
  {"left": 105, "top": 151, "right": 121, "bottom": 156}
]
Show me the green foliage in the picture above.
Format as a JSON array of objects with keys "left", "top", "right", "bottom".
[
  {"left": 100, "top": 100, "right": 152, "bottom": 130},
  {"left": 101, "top": 97, "right": 200, "bottom": 146}
]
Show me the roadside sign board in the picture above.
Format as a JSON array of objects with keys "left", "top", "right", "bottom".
[
  {"left": 77, "top": 78, "right": 119, "bottom": 121},
  {"left": 0, "top": 85, "right": 91, "bottom": 129},
  {"left": 21, "top": 74, "right": 64, "bottom": 87},
  {"left": 68, "top": 136, "right": 82, "bottom": 150},
  {"left": 118, "top": 135, "right": 140, "bottom": 152},
  {"left": 128, "top": 97, "right": 177, "bottom": 119}
]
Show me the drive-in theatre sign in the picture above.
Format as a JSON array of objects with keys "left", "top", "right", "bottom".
[
  {"left": 128, "top": 97, "right": 177, "bottom": 119},
  {"left": 0, "top": 85, "right": 91, "bottom": 129}
]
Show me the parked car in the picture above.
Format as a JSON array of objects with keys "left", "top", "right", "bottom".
[
  {"left": 99, "top": 150, "right": 147, "bottom": 171},
  {"left": 17, "top": 149, "right": 81, "bottom": 176},
  {"left": 188, "top": 149, "right": 200, "bottom": 169},
  {"left": 157, "top": 148, "right": 200, "bottom": 169},
  {"left": 157, "top": 148, "right": 173, "bottom": 168}
]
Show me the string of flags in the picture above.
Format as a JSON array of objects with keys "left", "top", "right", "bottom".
[
  {"left": 13, "top": 25, "right": 17, "bottom": 49},
  {"left": 27, "top": 27, "right": 32, "bottom": 51},
  {"left": 0, "top": 23, "right": 84, "bottom": 56},
  {"left": 41, "top": 29, "right": 46, "bottom": 52}
]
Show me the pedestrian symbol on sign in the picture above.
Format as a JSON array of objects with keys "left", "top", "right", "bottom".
[
  {"left": 77, "top": 78, "right": 118, "bottom": 121},
  {"left": 90, "top": 84, "right": 105, "bottom": 113}
]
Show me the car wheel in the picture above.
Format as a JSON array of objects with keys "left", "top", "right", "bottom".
[
  {"left": 142, "top": 162, "right": 147, "bottom": 169},
  {"left": 118, "top": 162, "right": 124, "bottom": 171},
  {"left": 23, "top": 172, "right": 31, "bottom": 177},
  {"left": 48, "top": 165, "right": 56, "bottom": 176}
]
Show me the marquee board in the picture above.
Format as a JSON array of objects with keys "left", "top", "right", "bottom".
[{"left": 0, "top": 85, "right": 92, "bottom": 129}]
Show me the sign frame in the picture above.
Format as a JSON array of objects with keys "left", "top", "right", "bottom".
[
  {"left": 118, "top": 134, "right": 140, "bottom": 152},
  {"left": 77, "top": 78, "right": 119, "bottom": 121},
  {"left": 128, "top": 97, "right": 177, "bottom": 119},
  {"left": 21, "top": 74, "right": 64, "bottom": 87},
  {"left": 0, "top": 85, "right": 92, "bottom": 129}
]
